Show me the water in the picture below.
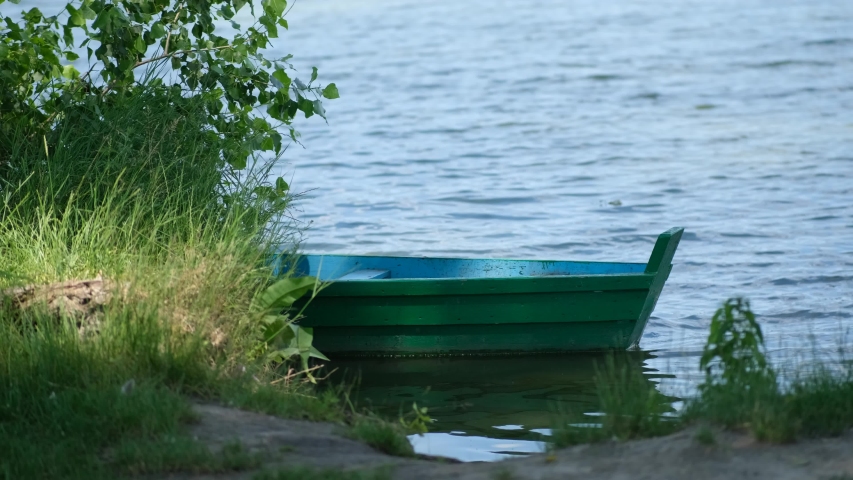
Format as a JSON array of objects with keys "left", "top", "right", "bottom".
[
  {"left": 332, "top": 352, "right": 668, "bottom": 461},
  {"left": 10, "top": 0, "right": 852, "bottom": 462},
  {"left": 277, "top": 0, "right": 852, "bottom": 460}
]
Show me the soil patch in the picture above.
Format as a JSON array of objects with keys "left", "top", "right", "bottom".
[{"left": 3, "top": 276, "right": 115, "bottom": 336}]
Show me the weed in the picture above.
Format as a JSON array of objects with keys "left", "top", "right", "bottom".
[
  {"left": 685, "top": 299, "right": 853, "bottom": 443},
  {"left": 551, "top": 355, "right": 678, "bottom": 447},
  {"left": 253, "top": 466, "right": 393, "bottom": 480},
  {"left": 347, "top": 417, "right": 415, "bottom": 457},
  {"left": 493, "top": 467, "right": 516, "bottom": 480},
  {"left": 694, "top": 426, "right": 716, "bottom": 446},
  {"left": 399, "top": 402, "right": 431, "bottom": 435},
  {"left": 113, "top": 438, "right": 260, "bottom": 475}
]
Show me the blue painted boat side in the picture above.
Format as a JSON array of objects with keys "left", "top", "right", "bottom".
[{"left": 285, "top": 254, "right": 647, "bottom": 281}]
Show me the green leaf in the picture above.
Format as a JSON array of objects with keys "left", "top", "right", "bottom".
[
  {"left": 298, "top": 97, "right": 314, "bottom": 118},
  {"left": 134, "top": 34, "right": 146, "bottom": 53},
  {"left": 62, "top": 25, "right": 74, "bottom": 46},
  {"left": 310, "top": 66, "right": 318, "bottom": 83},
  {"left": 80, "top": 4, "right": 96, "bottom": 20},
  {"left": 225, "top": 149, "right": 248, "bottom": 169},
  {"left": 234, "top": 0, "right": 247, "bottom": 12},
  {"left": 312, "top": 99, "right": 325, "bottom": 119},
  {"left": 66, "top": 5, "right": 85, "bottom": 26},
  {"left": 61, "top": 65, "right": 79, "bottom": 79},
  {"left": 259, "top": 14, "right": 277, "bottom": 38},
  {"left": 64, "top": 51, "right": 80, "bottom": 61},
  {"left": 170, "top": 56, "right": 181, "bottom": 69},
  {"left": 275, "top": 176, "right": 289, "bottom": 193},
  {"left": 256, "top": 276, "right": 317, "bottom": 311},
  {"left": 264, "top": 0, "right": 287, "bottom": 17},
  {"left": 321, "top": 83, "right": 339, "bottom": 99},
  {"left": 308, "top": 346, "right": 329, "bottom": 361},
  {"left": 92, "top": 9, "right": 110, "bottom": 30},
  {"left": 271, "top": 69, "right": 290, "bottom": 91},
  {"left": 151, "top": 22, "right": 166, "bottom": 39}
]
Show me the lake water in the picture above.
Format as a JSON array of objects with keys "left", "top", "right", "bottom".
[
  {"left": 278, "top": 0, "right": 853, "bottom": 461},
  {"left": 9, "top": 0, "right": 852, "bottom": 462}
]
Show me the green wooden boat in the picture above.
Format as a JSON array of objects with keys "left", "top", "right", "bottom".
[{"left": 286, "top": 227, "right": 684, "bottom": 356}]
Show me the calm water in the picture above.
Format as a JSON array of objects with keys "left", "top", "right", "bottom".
[
  {"left": 10, "top": 0, "right": 852, "bottom": 462},
  {"left": 278, "top": 0, "right": 852, "bottom": 460}
]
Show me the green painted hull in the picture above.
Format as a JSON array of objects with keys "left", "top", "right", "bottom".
[{"left": 296, "top": 228, "right": 684, "bottom": 356}]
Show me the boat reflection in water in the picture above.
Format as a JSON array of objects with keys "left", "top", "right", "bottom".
[{"left": 329, "top": 351, "right": 676, "bottom": 461}]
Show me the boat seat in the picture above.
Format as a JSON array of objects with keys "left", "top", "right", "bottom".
[{"left": 337, "top": 269, "right": 391, "bottom": 280}]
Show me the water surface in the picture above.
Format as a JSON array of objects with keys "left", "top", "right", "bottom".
[{"left": 279, "top": 0, "right": 852, "bottom": 460}]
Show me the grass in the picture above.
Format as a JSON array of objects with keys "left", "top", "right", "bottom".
[
  {"left": 551, "top": 355, "right": 679, "bottom": 448},
  {"left": 694, "top": 425, "right": 716, "bottom": 446},
  {"left": 0, "top": 90, "right": 408, "bottom": 479},
  {"left": 346, "top": 417, "right": 416, "bottom": 457},
  {"left": 551, "top": 299, "right": 853, "bottom": 449},
  {"left": 253, "top": 466, "right": 393, "bottom": 480},
  {"left": 112, "top": 438, "right": 261, "bottom": 475},
  {"left": 683, "top": 361, "right": 853, "bottom": 443}
]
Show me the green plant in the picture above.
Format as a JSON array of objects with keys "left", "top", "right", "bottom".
[
  {"left": 688, "top": 298, "right": 779, "bottom": 430},
  {"left": 113, "top": 438, "right": 261, "bottom": 475},
  {"left": 399, "top": 402, "right": 430, "bottom": 435},
  {"left": 347, "top": 417, "right": 415, "bottom": 457},
  {"left": 694, "top": 425, "right": 715, "bottom": 446},
  {"left": 254, "top": 276, "right": 329, "bottom": 380},
  {"left": 492, "top": 468, "right": 515, "bottom": 480},
  {"left": 686, "top": 298, "right": 853, "bottom": 443},
  {"left": 699, "top": 298, "right": 775, "bottom": 390},
  {"left": 253, "top": 466, "right": 392, "bottom": 480},
  {"left": 1, "top": 0, "right": 338, "bottom": 178},
  {"left": 551, "top": 355, "right": 677, "bottom": 447}
]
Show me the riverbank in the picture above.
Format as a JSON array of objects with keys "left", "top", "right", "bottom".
[{"left": 153, "top": 401, "right": 853, "bottom": 480}]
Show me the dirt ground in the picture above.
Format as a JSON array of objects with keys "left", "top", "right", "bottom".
[{"left": 165, "top": 403, "right": 853, "bottom": 480}]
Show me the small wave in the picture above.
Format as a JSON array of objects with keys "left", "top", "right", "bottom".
[
  {"left": 742, "top": 59, "right": 834, "bottom": 69},
  {"left": 448, "top": 212, "right": 543, "bottom": 221},
  {"left": 803, "top": 38, "right": 853, "bottom": 47},
  {"left": 586, "top": 74, "right": 625, "bottom": 81},
  {"left": 436, "top": 196, "right": 539, "bottom": 205}
]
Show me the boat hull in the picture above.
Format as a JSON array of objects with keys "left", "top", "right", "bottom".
[{"left": 287, "top": 228, "right": 683, "bottom": 356}]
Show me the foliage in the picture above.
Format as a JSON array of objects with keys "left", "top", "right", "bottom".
[
  {"left": 253, "top": 466, "right": 392, "bottom": 480},
  {"left": 0, "top": 0, "right": 338, "bottom": 191},
  {"left": 254, "top": 276, "right": 329, "bottom": 381},
  {"left": 699, "top": 297, "right": 775, "bottom": 390},
  {"left": 399, "top": 402, "right": 430, "bottom": 435},
  {"left": 347, "top": 417, "right": 416, "bottom": 457},
  {"left": 0, "top": 98, "right": 348, "bottom": 477},
  {"left": 114, "top": 438, "right": 261, "bottom": 475},
  {"left": 687, "top": 298, "right": 779, "bottom": 429},
  {"left": 685, "top": 298, "right": 853, "bottom": 443},
  {"left": 693, "top": 425, "right": 715, "bottom": 446},
  {"left": 551, "top": 355, "right": 677, "bottom": 447}
]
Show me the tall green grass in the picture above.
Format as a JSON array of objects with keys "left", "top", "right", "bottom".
[
  {"left": 0, "top": 90, "right": 344, "bottom": 478},
  {"left": 551, "top": 300, "right": 853, "bottom": 448}
]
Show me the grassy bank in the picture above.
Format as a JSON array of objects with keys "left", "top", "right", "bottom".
[
  {"left": 552, "top": 299, "right": 853, "bottom": 447},
  {"left": 0, "top": 92, "right": 409, "bottom": 479}
]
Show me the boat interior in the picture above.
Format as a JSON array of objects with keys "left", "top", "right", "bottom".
[{"left": 284, "top": 254, "right": 647, "bottom": 280}]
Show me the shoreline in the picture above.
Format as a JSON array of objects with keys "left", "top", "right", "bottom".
[{"left": 165, "top": 402, "right": 853, "bottom": 480}]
